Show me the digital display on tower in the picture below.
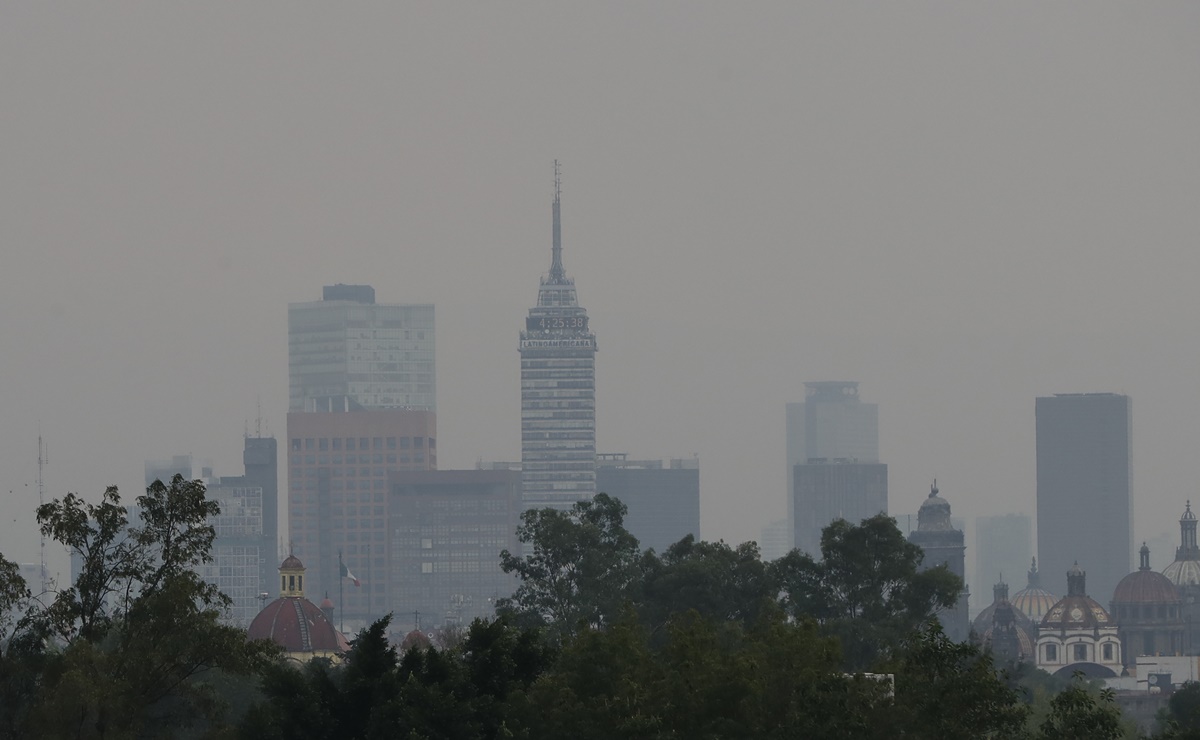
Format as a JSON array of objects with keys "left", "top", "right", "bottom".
[{"left": 526, "top": 316, "right": 589, "bottom": 332}]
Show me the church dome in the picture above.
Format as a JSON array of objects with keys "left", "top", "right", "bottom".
[
  {"left": 1011, "top": 557, "right": 1059, "bottom": 623},
  {"left": 1163, "top": 560, "right": 1200, "bottom": 587},
  {"left": 1164, "top": 502, "right": 1200, "bottom": 587},
  {"left": 247, "top": 556, "right": 349, "bottom": 658},
  {"left": 1114, "top": 544, "right": 1181, "bottom": 605},
  {"left": 1041, "top": 563, "right": 1113, "bottom": 631},
  {"left": 248, "top": 596, "right": 349, "bottom": 654},
  {"left": 972, "top": 580, "right": 1036, "bottom": 657},
  {"left": 916, "top": 481, "right": 954, "bottom": 531}
]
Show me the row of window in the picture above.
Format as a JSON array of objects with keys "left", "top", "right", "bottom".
[
  {"left": 1043, "top": 642, "right": 1116, "bottom": 663},
  {"left": 293, "top": 437, "right": 434, "bottom": 452}
]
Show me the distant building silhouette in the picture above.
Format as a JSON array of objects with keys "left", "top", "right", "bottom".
[
  {"left": 519, "top": 164, "right": 597, "bottom": 510},
  {"left": 908, "top": 482, "right": 969, "bottom": 641},
  {"left": 1036, "top": 393, "right": 1132, "bottom": 605},
  {"left": 596, "top": 454, "right": 700, "bottom": 554},
  {"left": 974, "top": 514, "right": 1032, "bottom": 612},
  {"left": 287, "top": 284, "right": 437, "bottom": 624},
  {"left": 786, "top": 382, "right": 885, "bottom": 555},
  {"left": 787, "top": 381, "right": 883, "bottom": 554},
  {"left": 1160, "top": 502, "right": 1200, "bottom": 653},
  {"left": 387, "top": 469, "right": 522, "bottom": 631},
  {"left": 792, "top": 462, "right": 887, "bottom": 557}
]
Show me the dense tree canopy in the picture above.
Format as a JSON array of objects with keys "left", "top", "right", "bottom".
[{"left": 0, "top": 485, "right": 1157, "bottom": 738}]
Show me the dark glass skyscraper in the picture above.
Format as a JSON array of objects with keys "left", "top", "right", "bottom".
[
  {"left": 519, "top": 164, "right": 597, "bottom": 509},
  {"left": 1036, "top": 393, "right": 1132, "bottom": 605}
]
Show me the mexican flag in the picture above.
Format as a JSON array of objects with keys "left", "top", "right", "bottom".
[{"left": 340, "top": 561, "right": 361, "bottom": 587}]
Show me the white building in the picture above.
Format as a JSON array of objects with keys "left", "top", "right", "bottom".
[{"left": 1037, "top": 563, "right": 1122, "bottom": 678}]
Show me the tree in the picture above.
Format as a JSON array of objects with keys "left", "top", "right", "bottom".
[
  {"left": 1038, "top": 676, "right": 1125, "bottom": 740},
  {"left": 637, "top": 536, "right": 775, "bottom": 635},
  {"left": 9, "top": 477, "right": 278, "bottom": 738},
  {"left": 772, "top": 513, "right": 962, "bottom": 669},
  {"left": 498, "top": 493, "right": 641, "bottom": 634},
  {"left": 886, "top": 623, "right": 1030, "bottom": 739}
]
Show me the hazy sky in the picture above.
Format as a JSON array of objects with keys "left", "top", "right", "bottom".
[{"left": 3, "top": 3, "right": 1199, "bottom": 591}]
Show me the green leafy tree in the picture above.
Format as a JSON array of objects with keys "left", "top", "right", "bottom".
[
  {"left": 498, "top": 493, "right": 640, "bottom": 634},
  {"left": 772, "top": 513, "right": 962, "bottom": 669},
  {"left": 1038, "top": 676, "right": 1124, "bottom": 740},
  {"left": 886, "top": 623, "right": 1031, "bottom": 739},
  {"left": 636, "top": 536, "right": 775, "bottom": 635},
  {"left": 1151, "top": 680, "right": 1200, "bottom": 739},
  {"left": 9, "top": 476, "right": 278, "bottom": 738}
]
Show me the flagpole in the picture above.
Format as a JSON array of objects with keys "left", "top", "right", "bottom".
[{"left": 338, "top": 549, "right": 344, "bottom": 634}]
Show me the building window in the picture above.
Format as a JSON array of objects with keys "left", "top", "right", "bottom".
[
  {"left": 1045, "top": 644, "right": 1057, "bottom": 662},
  {"left": 387, "top": 437, "right": 397, "bottom": 449},
  {"left": 373, "top": 437, "right": 382, "bottom": 449},
  {"left": 1103, "top": 643, "right": 1114, "bottom": 661},
  {"left": 305, "top": 439, "right": 314, "bottom": 450},
  {"left": 292, "top": 439, "right": 301, "bottom": 451},
  {"left": 421, "top": 538, "right": 433, "bottom": 549},
  {"left": 347, "top": 438, "right": 356, "bottom": 451},
  {"left": 414, "top": 437, "right": 424, "bottom": 448},
  {"left": 332, "top": 438, "right": 342, "bottom": 451},
  {"left": 422, "top": 562, "right": 433, "bottom": 574},
  {"left": 319, "top": 438, "right": 328, "bottom": 451},
  {"left": 1073, "top": 644, "right": 1087, "bottom": 662}
]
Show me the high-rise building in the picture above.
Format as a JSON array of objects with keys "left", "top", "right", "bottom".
[
  {"left": 289, "top": 284, "right": 435, "bottom": 413},
  {"left": 288, "top": 285, "right": 437, "bottom": 625},
  {"left": 287, "top": 409, "right": 436, "bottom": 622},
  {"left": 1036, "top": 393, "right": 1132, "bottom": 604},
  {"left": 519, "top": 164, "right": 597, "bottom": 510},
  {"left": 387, "top": 469, "right": 522, "bottom": 630},
  {"left": 596, "top": 454, "right": 700, "bottom": 554},
  {"left": 792, "top": 461, "right": 888, "bottom": 557},
  {"left": 908, "top": 483, "right": 970, "bottom": 642},
  {"left": 786, "top": 382, "right": 883, "bottom": 552},
  {"left": 974, "top": 513, "right": 1032, "bottom": 607}
]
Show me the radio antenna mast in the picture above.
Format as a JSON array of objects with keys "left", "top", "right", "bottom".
[{"left": 37, "top": 435, "right": 48, "bottom": 593}]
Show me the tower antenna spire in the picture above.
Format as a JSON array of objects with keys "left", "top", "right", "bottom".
[
  {"left": 37, "top": 434, "right": 48, "bottom": 594},
  {"left": 549, "top": 160, "right": 565, "bottom": 282}
]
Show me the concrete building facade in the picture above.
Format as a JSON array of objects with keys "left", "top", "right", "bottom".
[
  {"left": 596, "top": 454, "right": 700, "bottom": 554},
  {"left": 1036, "top": 393, "right": 1132, "bottom": 605},
  {"left": 786, "top": 382, "right": 884, "bottom": 554},
  {"left": 387, "top": 469, "right": 522, "bottom": 630},
  {"left": 792, "top": 462, "right": 887, "bottom": 558}
]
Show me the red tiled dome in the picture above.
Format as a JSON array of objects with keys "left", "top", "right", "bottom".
[
  {"left": 1115, "top": 544, "right": 1180, "bottom": 605},
  {"left": 248, "top": 597, "right": 349, "bottom": 654},
  {"left": 1113, "top": 569, "right": 1180, "bottom": 605}
]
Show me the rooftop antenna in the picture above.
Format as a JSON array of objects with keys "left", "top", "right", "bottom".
[
  {"left": 549, "top": 160, "right": 565, "bottom": 282},
  {"left": 256, "top": 395, "right": 263, "bottom": 438},
  {"left": 37, "top": 435, "right": 48, "bottom": 594}
]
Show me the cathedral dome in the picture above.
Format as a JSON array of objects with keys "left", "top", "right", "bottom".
[
  {"left": 1163, "top": 560, "right": 1200, "bottom": 587},
  {"left": 1011, "top": 557, "right": 1059, "bottom": 622},
  {"left": 1114, "top": 544, "right": 1181, "bottom": 605},
  {"left": 1041, "top": 563, "right": 1113, "bottom": 631},
  {"left": 972, "top": 580, "right": 1036, "bottom": 659},
  {"left": 1164, "top": 502, "right": 1200, "bottom": 587},
  {"left": 248, "top": 597, "right": 349, "bottom": 654},
  {"left": 247, "top": 557, "right": 349, "bottom": 659},
  {"left": 916, "top": 481, "right": 953, "bottom": 531}
]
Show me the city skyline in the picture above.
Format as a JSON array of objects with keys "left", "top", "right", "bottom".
[{"left": 2, "top": 4, "right": 1199, "bottom": 584}]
